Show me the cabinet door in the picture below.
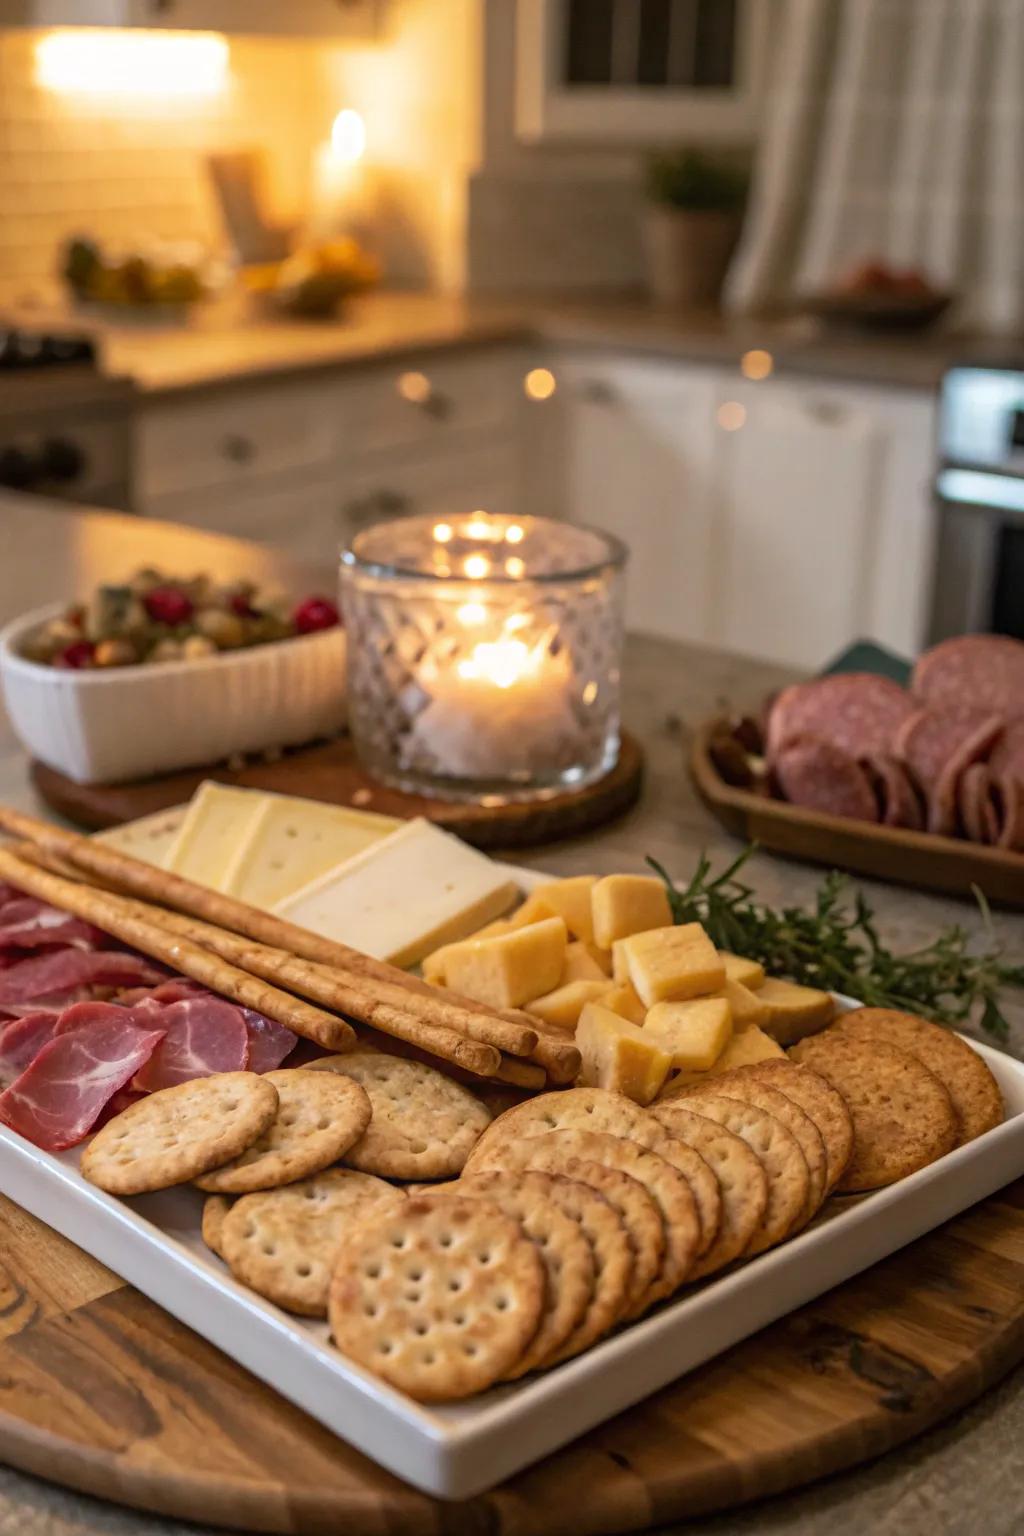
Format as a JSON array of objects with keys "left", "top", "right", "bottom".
[
  {"left": 147, "top": 478, "right": 345, "bottom": 568},
  {"left": 335, "top": 444, "right": 523, "bottom": 550},
  {"left": 553, "top": 355, "right": 719, "bottom": 643}
]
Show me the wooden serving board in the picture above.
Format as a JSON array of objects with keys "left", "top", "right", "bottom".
[
  {"left": 691, "top": 719, "right": 1024, "bottom": 908},
  {"left": 30, "top": 733, "right": 644, "bottom": 851},
  {"left": 4, "top": 1183, "right": 1024, "bottom": 1535}
]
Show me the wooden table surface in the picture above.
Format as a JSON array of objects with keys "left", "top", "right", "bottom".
[{"left": 0, "top": 496, "right": 1022, "bottom": 1536}]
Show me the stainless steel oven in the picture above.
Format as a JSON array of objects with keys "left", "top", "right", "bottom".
[{"left": 930, "top": 365, "right": 1024, "bottom": 642}]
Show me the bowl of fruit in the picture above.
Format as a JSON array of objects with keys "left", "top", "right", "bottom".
[
  {"left": 801, "top": 259, "right": 954, "bottom": 332},
  {"left": 62, "top": 236, "right": 211, "bottom": 321},
  {"left": 0, "top": 570, "right": 346, "bottom": 785}
]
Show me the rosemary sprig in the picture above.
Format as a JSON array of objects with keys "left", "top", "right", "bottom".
[{"left": 647, "top": 847, "right": 1024, "bottom": 1042}]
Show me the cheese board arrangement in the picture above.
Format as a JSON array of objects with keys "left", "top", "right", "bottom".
[
  {"left": 0, "top": 789, "right": 1022, "bottom": 1502},
  {"left": 692, "top": 632, "right": 1024, "bottom": 906}
]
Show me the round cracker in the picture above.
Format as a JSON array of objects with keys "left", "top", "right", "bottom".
[
  {"left": 650, "top": 1102, "right": 767, "bottom": 1279},
  {"left": 308, "top": 1052, "right": 491, "bottom": 1180},
  {"left": 81, "top": 1072, "right": 279, "bottom": 1196},
  {"left": 832, "top": 1007, "right": 1003, "bottom": 1146},
  {"left": 464, "top": 1087, "right": 655, "bottom": 1174},
  {"left": 670, "top": 1093, "right": 809, "bottom": 1255},
  {"left": 201, "top": 1194, "right": 232, "bottom": 1260},
  {"left": 329, "top": 1196, "right": 544, "bottom": 1401},
  {"left": 680, "top": 1078, "right": 828, "bottom": 1230},
  {"left": 789, "top": 1033, "right": 958, "bottom": 1191},
  {"left": 540, "top": 1178, "right": 634, "bottom": 1365},
  {"left": 642, "top": 1129, "right": 723, "bottom": 1259},
  {"left": 736, "top": 1060, "right": 854, "bottom": 1193},
  {"left": 195, "top": 1069, "right": 372, "bottom": 1194},
  {"left": 221, "top": 1168, "right": 406, "bottom": 1317},
  {"left": 441, "top": 1171, "right": 595, "bottom": 1378}
]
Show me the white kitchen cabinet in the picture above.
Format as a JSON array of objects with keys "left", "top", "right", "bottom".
[
  {"left": 549, "top": 354, "right": 720, "bottom": 644},
  {"left": 1, "top": 0, "right": 379, "bottom": 35},
  {"left": 713, "top": 379, "right": 936, "bottom": 667}
]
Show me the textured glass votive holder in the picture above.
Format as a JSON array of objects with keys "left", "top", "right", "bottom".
[{"left": 340, "top": 512, "right": 627, "bottom": 802}]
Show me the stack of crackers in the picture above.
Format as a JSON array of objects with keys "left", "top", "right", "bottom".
[{"left": 79, "top": 1006, "right": 1003, "bottom": 1404}]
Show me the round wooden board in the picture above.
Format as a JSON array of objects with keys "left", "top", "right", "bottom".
[
  {"left": 4, "top": 1183, "right": 1024, "bottom": 1535},
  {"left": 30, "top": 733, "right": 644, "bottom": 850}
]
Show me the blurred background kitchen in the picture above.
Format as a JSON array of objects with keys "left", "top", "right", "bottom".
[{"left": 1, "top": 0, "right": 1023, "bottom": 670}]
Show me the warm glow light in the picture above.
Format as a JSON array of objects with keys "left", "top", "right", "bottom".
[
  {"left": 457, "top": 602, "right": 488, "bottom": 626},
  {"left": 505, "top": 556, "right": 526, "bottom": 578},
  {"left": 432, "top": 522, "right": 453, "bottom": 543},
  {"left": 466, "top": 517, "right": 493, "bottom": 540},
  {"left": 331, "top": 108, "right": 366, "bottom": 162},
  {"left": 457, "top": 638, "right": 541, "bottom": 690},
  {"left": 463, "top": 554, "right": 491, "bottom": 580},
  {"left": 398, "top": 371, "right": 432, "bottom": 404},
  {"left": 505, "top": 524, "right": 525, "bottom": 544},
  {"left": 505, "top": 613, "right": 530, "bottom": 632},
  {"left": 717, "top": 401, "right": 747, "bottom": 432},
  {"left": 582, "top": 681, "right": 598, "bottom": 705},
  {"left": 524, "top": 367, "right": 557, "bottom": 401},
  {"left": 35, "top": 29, "right": 228, "bottom": 97},
  {"left": 741, "top": 349, "right": 773, "bottom": 381}
]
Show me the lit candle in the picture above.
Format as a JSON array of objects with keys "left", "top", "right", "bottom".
[{"left": 311, "top": 109, "right": 371, "bottom": 236}]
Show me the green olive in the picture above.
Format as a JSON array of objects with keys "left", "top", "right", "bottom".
[
  {"left": 94, "top": 638, "right": 137, "bottom": 668},
  {"left": 182, "top": 635, "right": 217, "bottom": 660},
  {"left": 194, "top": 608, "right": 246, "bottom": 648}
]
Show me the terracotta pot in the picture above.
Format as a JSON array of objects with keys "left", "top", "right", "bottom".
[{"left": 643, "top": 206, "right": 741, "bottom": 309}]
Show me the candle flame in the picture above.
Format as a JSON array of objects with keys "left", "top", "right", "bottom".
[
  {"left": 457, "top": 638, "right": 543, "bottom": 690},
  {"left": 432, "top": 522, "right": 453, "bottom": 544},
  {"left": 506, "top": 524, "right": 525, "bottom": 544},
  {"left": 331, "top": 108, "right": 366, "bottom": 162},
  {"left": 457, "top": 602, "right": 488, "bottom": 626},
  {"left": 463, "top": 554, "right": 490, "bottom": 580}
]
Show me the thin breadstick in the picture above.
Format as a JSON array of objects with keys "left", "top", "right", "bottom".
[
  {"left": 0, "top": 849, "right": 353, "bottom": 1053},
  {"left": 523, "top": 1029, "right": 581, "bottom": 1085},
  {"left": 0, "top": 807, "right": 539, "bottom": 1060},
  {"left": 493, "top": 1055, "right": 547, "bottom": 1090}
]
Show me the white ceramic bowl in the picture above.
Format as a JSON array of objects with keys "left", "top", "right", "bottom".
[{"left": 0, "top": 602, "right": 347, "bottom": 785}]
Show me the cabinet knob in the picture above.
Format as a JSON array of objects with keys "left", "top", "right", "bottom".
[
  {"left": 340, "top": 488, "right": 412, "bottom": 529},
  {"left": 221, "top": 433, "right": 256, "bottom": 465},
  {"left": 396, "top": 371, "right": 453, "bottom": 421},
  {"left": 579, "top": 379, "right": 618, "bottom": 406}
]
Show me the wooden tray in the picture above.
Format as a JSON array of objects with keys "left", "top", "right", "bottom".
[
  {"left": 3, "top": 1183, "right": 1024, "bottom": 1534},
  {"left": 690, "top": 718, "right": 1024, "bottom": 907},
  {"left": 30, "top": 733, "right": 644, "bottom": 851}
]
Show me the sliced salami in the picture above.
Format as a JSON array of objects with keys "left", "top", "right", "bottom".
[
  {"left": 989, "top": 719, "right": 1024, "bottom": 786},
  {"left": 860, "top": 753, "right": 924, "bottom": 830},
  {"left": 958, "top": 763, "right": 993, "bottom": 844},
  {"left": 992, "top": 774, "right": 1024, "bottom": 852},
  {"left": 767, "top": 674, "right": 916, "bottom": 762},
  {"left": 912, "top": 634, "right": 1024, "bottom": 716},
  {"left": 774, "top": 735, "right": 879, "bottom": 823},
  {"left": 894, "top": 704, "right": 1004, "bottom": 835}
]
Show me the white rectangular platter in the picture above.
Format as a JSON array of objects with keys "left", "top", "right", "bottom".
[{"left": 2, "top": 860, "right": 1024, "bottom": 1498}]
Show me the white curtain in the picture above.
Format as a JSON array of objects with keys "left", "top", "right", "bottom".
[{"left": 726, "top": 0, "right": 1024, "bottom": 331}]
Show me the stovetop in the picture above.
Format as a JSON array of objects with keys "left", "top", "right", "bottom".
[{"left": 0, "top": 329, "right": 97, "bottom": 371}]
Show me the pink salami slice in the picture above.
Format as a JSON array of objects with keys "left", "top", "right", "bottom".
[
  {"left": 912, "top": 634, "right": 1024, "bottom": 716},
  {"left": 958, "top": 763, "right": 993, "bottom": 844},
  {"left": 860, "top": 753, "right": 924, "bottom": 829},
  {"left": 767, "top": 674, "right": 916, "bottom": 762},
  {"left": 992, "top": 774, "right": 1024, "bottom": 852},
  {"left": 0, "top": 1017, "right": 165, "bottom": 1151},
  {"left": 989, "top": 719, "right": 1024, "bottom": 786},
  {"left": 894, "top": 704, "right": 1004, "bottom": 834},
  {"left": 774, "top": 735, "right": 879, "bottom": 823}
]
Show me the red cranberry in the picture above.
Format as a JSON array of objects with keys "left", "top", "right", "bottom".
[
  {"left": 55, "top": 640, "right": 96, "bottom": 669},
  {"left": 229, "top": 591, "right": 257, "bottom": 617},
  {"left": 144, "top": 586, "right": 193, "bottom": 626},
  {"left": 66, "top": 604, "right": 86, "bottom": 631},
  {"left": 292, "top": 595, "right": 339, "bottom": 634}
]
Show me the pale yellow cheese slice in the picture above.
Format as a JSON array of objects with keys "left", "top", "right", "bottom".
[
  {"left": 620, "top": 923, "right": 726, "bottom": 1007},
  {"left": 275, "top": 818, "right": 520, "bottom": 968},
  {"left": 94, "top": 806, "right": 189, "bottom": 868},
  {"left": 576, "top": 1002, "right": 672, "bottom": 1105},
  {"left": 442, "top": 916, "right": 567, "bottom": 1009},
  {"left": 644, "top": 997, "right": 733, "bottom": 1070},
  {"left": 591, "top": 874, "right": 673, "bottom": 949},
  {"left": 225, "top": 796, "right": 400, "bottom": 909},
  {"left": 162, "top": 781, "right": 268, "bottom": 892}
]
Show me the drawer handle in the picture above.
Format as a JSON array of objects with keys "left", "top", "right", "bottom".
[
  {"left": 221, "top": 433, "right": 256, "bottom": 465},
  {"left": 396, "top": 371, "right": 453, "bottom": 421},
  {"left": 340, "top": 489, "right": 413, "bottom": 528},
  {"left": 579, "top": 380, "right": 617, "bottom": 406}
]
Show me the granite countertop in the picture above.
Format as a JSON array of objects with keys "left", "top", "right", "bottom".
[
  {"left": 8, "top": 291, "right": 1023, "bottom": 398},
  {"left": 0, "top": 499, "right": 1022, "bottom": 1534}
]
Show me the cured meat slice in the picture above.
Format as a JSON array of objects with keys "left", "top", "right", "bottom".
[
  {"left": 989, "top": 720, "right": 1024, "bottom": 786},
  {"left": 0, "top": 899, "right": 107, "bottom": 953},
  {"left": 860, "top": 753, "right": 924, "bottom": 830},
  {"left": 0, "top": 1018, "right": 165, "bottom": 1151},
  {"left": 241, "top": 1008, "right": 298, "bottom": 1073},
  {"left": 774, "top": 736, "right": 879, "bottom": 823},
  {"left": 132, "top": 997, "right": 250, "bottom": 1092},
  {"left": 894, "top": 704, "right": 1004, "bottom": 835},
  {"left": 912, "top": 634, "right": 1024, "bottom": 716},
  {"left": 958, "top": 763, "right": 993, "bottom": 844},
  {"left": 0, "top": 987, "right": 110, "bottom": 1020},
  {"left": 993, "top": 774, "right": 1024, "bottom": 852},
  {"left": 0, "top": 1011, "right": 58, "bottom": 1088},
  {"left": 0, "top": 948, "right": 165, "bottom": 1008},
  {"left": 767, "top": 674, "right": 916, "bottom": 762}
]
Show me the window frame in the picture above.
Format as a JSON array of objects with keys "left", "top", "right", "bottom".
[{"left": 515, "top": 0, "right": 771, "bottom": 146}]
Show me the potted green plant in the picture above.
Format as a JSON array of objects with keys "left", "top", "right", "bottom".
[{"left": 643, "top": 149, "right": 748, "bottom": 309}]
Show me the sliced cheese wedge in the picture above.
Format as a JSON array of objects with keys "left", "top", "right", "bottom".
[
  {"left": 225, "top": 795, "right": 400, "bottom": 908},
  {"left": 162, "top": 781, "right": 268, "bottom": 892},
  {"left": 275, "top": 818, "right": 520, "bottom": 969}
]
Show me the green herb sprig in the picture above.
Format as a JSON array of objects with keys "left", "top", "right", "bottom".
[{"left": 648, "top": 847, "right": 1024, "bottom": 1042}]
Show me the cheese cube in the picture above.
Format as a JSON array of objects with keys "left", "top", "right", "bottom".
[
  {"left": 576, "top": 1002, "right": 672, "bottom": 1106},
  {"left": 588, "top": 945, "right": 613, "bottom": 976},
  {"left": 704, "top": 978, "right": 769, "bottom": 1030},
  {"left": 600, "top": 982, "right": 647, "bottom": 1026},
  {"left": 528, "top": 876, "right": 598, "bottom": 943},
  {"left": 561, "top": 941, "right": 608, "bottom": 984},
  {"left": 611, "top": 939, "right": 631, "bottom": 983},
  {"left": 528, "top": 979, "right": 609, "bottom": 1030},
  {"left": 509, "top": 891, "right": 560, "bottom": 929},
  {"left": 422, "top": 916, "right": 518, "bottom": 985},
  {"left": 721, "top": 951, "right": 766, "bottom": 990},
  {"left": 643, "top": 998, "right": 733, "bottom": 1070},
  {"left": 591, "top": 875, "right": 673, "bottom": 950},
  {"left": 443, "top": 916, "right": 567, "bottom": 1009},
  {"left": 757, "top": 978, "right": 835, "bottom": 1045},
  {"left": 620, "top": 923, "right": 725, "bottom": 1008},
  {"left": 712, "top": 1025, "right": 785, "bottom": 1071}
]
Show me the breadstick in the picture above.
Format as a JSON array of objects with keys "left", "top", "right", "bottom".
[
  {"left": 0, "top": 848, "right": 353, "bottom": 1052},
  {"left": 0, "top": 807, "right": 539, "bottom": 1061},
  {"left": 493, "top": 1055, "right": 547, "bottom": 1090}
]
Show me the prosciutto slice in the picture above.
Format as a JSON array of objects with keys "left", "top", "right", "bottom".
[
  {"left": 0, "top": 899, "right": 107, "bottom": 953},
  {"left": 132, "top": 997, "right": 250, "bottom": 1092},
  {"left": 241, "top": 1008, "right": 298, "bottom": 1073},
  {"left": 0, "top": 948, "right": 165, "bottom": 1008},
  {"left": 0, "top": 1011, "right": 59, "bottom": 1088},
  {"left": 0, "top": 1017, "right": 165, "bottom": 1150}
]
